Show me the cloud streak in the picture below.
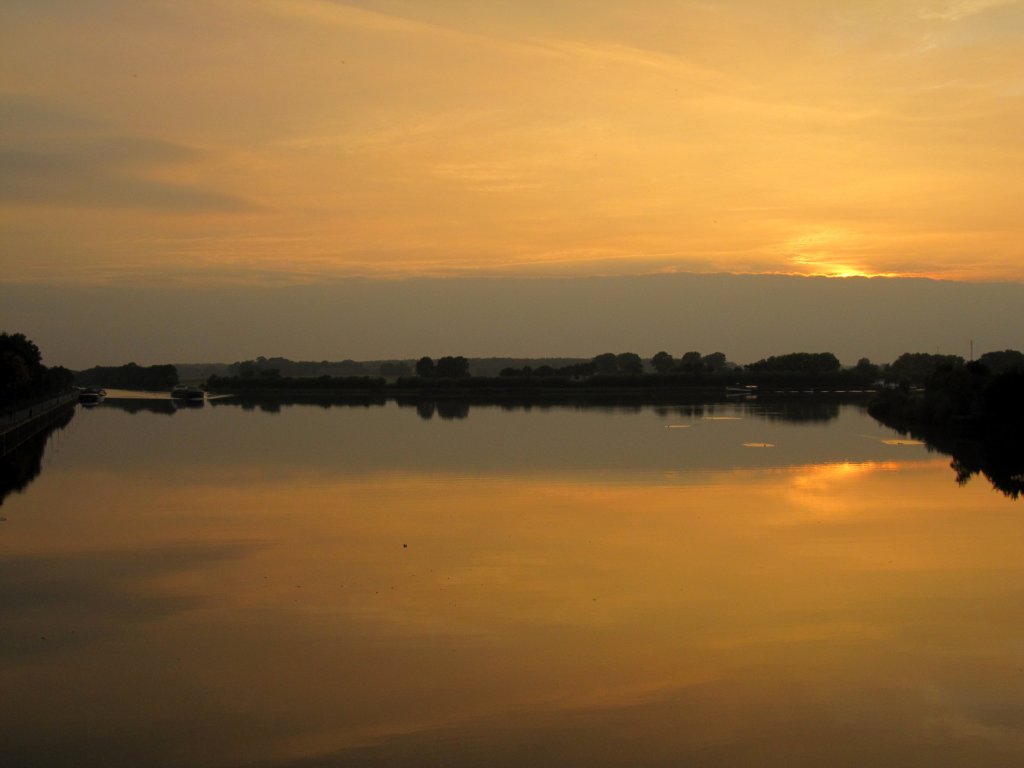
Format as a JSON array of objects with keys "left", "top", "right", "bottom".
[
  {"left": 0, "top": 1, "right": 1021, "bottom": 282},
  {"left": 0, "top": 97, "right": 258, "bottom": 212}
]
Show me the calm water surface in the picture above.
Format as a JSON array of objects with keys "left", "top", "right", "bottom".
[{"left": 2, "top": 395, "right": 1022, "bottom": 767}]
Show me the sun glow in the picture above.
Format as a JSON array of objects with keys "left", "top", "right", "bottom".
[{"left": 2, "top": 1, "right": 1023, "bottom": 284}]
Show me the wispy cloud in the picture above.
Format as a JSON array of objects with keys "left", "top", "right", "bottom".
[
  {"left": 1, "top": 2, "right": 1022, "bottom": 283},
  {"left": 917, "top": 0, "right": 1021, "bottom": 22},
  {"left": 0, "top": 96, "right": 258, "bottom": 212}
]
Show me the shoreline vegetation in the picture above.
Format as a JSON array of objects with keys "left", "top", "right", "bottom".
[
  {"left": 2, "top": 332, "right": 1017, "bottom": 410},
  {"left": 1, "top": 332, "right": 74, "bottom": 409},
  {"left": 201, "top": 375, "right": 880, "bottom": 398},
  {"left": 199, "top": 350, "right": 1024, "bottom": 400},
  {"left": 2, "top": 332, "right": 1021, "bottom": 498},
  {"left": 869, "top": 363, "right": 1024, "bottom": 499},
  {"left": 200, "top": 351, "right": 887, "bottom": 395},
  {"left": 184, "top": 349, "right": 1024, "bottom": 501}
]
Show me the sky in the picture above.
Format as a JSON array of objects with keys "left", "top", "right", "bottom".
[{"left": 1, "top": 1, "right": 1022, "bottom": 366}]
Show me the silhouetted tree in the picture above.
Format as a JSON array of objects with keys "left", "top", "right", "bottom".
[
  {"left": 1, "top": 332, "right": 74, "bottom": 405},
  {"left": 1, "top": 332, "right": 44, "bottom": 403},
  {"left": 854, "top": 357, "right": 880, "bottom": 380},
  {"left": 616, "top": 352, "right": 644, "bottom": 375},
  {"left": 978, "top": 349, "right": 1024, "bottom": 375},
  {"left": 702, "top": 352, "right": 728, "bottom": 372},
  {"left": 435, "top": 356, "right": 470, "bottom": 378},
  {"left": 75, "top": 363, "right": 178, "bottom": 390},
  {"left": 651, "top": 351, "right": 675, "bottom": 374},
  {"left": 415, "top": 356, "right": 435, "bottom": 378},
  {"left": 592, "top": 353, "right": 618, "bottom": 374},
  {"left": 746, "top": 352, "right": 841, "bottom": 374},
  {"left": 886, "top": 352, "right": 964, "bottom": 386},
  {"left": 679, "top": 351, "right": 703, "bottom": 372}
]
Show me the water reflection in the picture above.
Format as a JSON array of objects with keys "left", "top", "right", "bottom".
[
  {"left": 2, "top": 400, "right": 1023, "bottom": 767},
  {"left": 0, "top": 541, "right": 251, "bottom": 661},
  {"left": 944, "top": 432, "right": 1023, "bottom": 499},
  {"left": 869, "top": 406, "right": 1024, "bottom": 499},
  {"left": 211, "top": 393, "right": 845, "bottom": 424},
  {"left": 100, "top": 398, "right": 178, "bottom": 415},
  {"left": 0, "top": 406, "right": 74, "bottom": 507},
  {"left": 211, "top": 394, "right": 388, "bottom": 414},
  {"left": 12, "top": 395, "right": 1021, "bottom": 494}
]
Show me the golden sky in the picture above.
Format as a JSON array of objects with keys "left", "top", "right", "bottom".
[{"left": 2, "top": 0, "right": 1023, "bottom": 284}]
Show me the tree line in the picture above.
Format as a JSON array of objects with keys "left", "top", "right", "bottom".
[
  {"left": 495, "top": 349, "right": 1023, "bottom": 386},
  {"left": 204, "top": 348, "right": 1023, "bottom": 392},
  {"left": 227, "top": 356, "right": 413, "bottom": 379},
  {"left": 1, "top": 332, "right": 75, "bottom": 407},
  {"left": 190, "top": 349, "right": 1024, "bottom": 387},
  {"left": 75, "top": 363, "right": 179, "bottom": 390},
  {"left": 869, "top": 359, "right": 1024, "bottom": 498},
  {"left": 9, "top": 328, "right": 1020, "bottom": 397}
]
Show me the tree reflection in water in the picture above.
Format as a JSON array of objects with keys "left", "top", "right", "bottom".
[{"left": 0, "top": 407, "right": 75, "bottom": 507}]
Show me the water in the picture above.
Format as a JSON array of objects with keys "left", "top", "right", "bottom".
[{"left": 2, "top": 395, "right": 1022, "bottom": 767}]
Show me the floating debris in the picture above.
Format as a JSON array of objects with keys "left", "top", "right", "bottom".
[
  {"left": 665, "top": 424, "right": 691, "bottom": 429},
  {"left": 743, "top": 442, "right": 776, "bottom": 448}
]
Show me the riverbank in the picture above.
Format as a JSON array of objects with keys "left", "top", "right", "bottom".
[
  {"left": 868, "top": 368, "right": 1023, "bottom": 498},
  {"left": 0, "top": 391, "right": 78, "bottom": 456}
]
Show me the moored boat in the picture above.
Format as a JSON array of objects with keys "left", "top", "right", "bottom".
[
  {"left": 725, "top": 384, "right": 757, "bottom": 396},
  {"left": 78, "top": 387, "right": 106, "bottom": 405},
  {"left": 171, "top": 385, "right": 206, "bottom": 402}
]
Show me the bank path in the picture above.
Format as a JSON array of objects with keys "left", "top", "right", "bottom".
[{"left": 1, "top": 391, "right": 78, "bottom": 456}]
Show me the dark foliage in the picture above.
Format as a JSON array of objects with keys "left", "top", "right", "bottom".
[
  {"left": 500, "top": 362, "right": 594, "bottom": 378},
  {"left": 592, "top": 353, "right": 619, "bottom": 374},
  {"left": 615, "top": 352, "right": 644, "bottom": 375},
  {"left": 207, "top": 375, "right": 386, "bottom": 391},
  {"left": 230, "top": 356, "right": 374, "bottom": 378},
  {"left": 977, "top": 349, "right": 1024, "bottom": 375},
  {"left": 435, "top": 356, "right": 470, "bottom": 379},
  {"left": 746, "top": 352, "right": 841, "bottom": 374},
  {"left": 75, "top": 363, "right": 179, "bottom": 390},
  {"left": 0, "top": 332, "right": 75, "bottom": 406},
  {"left": 678, "top": 351, "right": 703, "bottom": 372},
  {"left": 590, "top": 352, "right": 645, "bottom": 375},
  {"left": 415, "top": 357, "right": 435, "bottom": 378},
  {"left": 885, "top": 352, "right": 964, "bottom": 386},
  {"left": 702, "top": 352, "right": 729, "bottom": 372},
  {"left": 651, "top": 351, "right": 675, "bottom": 374},
  {"left": 869, "top": 367, "right": 1024, "bottom": 498},
  {"left": 379, "top": 361, "right": 413, "bottom": 377}
]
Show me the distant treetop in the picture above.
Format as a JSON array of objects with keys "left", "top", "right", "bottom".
[{"left": 745, "top": 352, "right": 841, "bottom": 374}]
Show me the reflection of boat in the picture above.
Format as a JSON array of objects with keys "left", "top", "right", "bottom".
[
  {"left": 725, "top": 385, "right": 757, "bottom": 396},
  {"left": 173, "top": 398, "right": 206, "bottom": 409},
  {"left": 78, "top": 387, "right": 107, "bottom": 405},
  {"left": 171, "top": 385, "right": 206, "bottom": 402}
]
